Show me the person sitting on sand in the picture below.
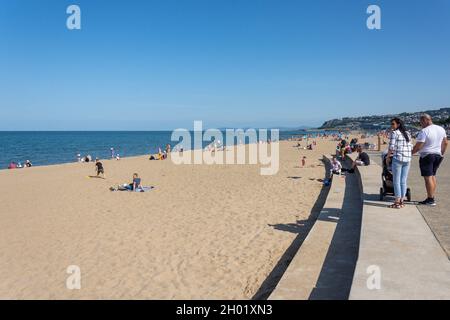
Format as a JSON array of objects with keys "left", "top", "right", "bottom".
[
  {"left": 8, "top": 161, "right": 17, "bottom": 169},
  {"left": 127, "top": 173, "right": 141, "bottom": 191},
  {"left": 95, "top": 159, "right": 105, "bottom": 178},
  {"left": 25, "top": 160, "right": 32, "bottom": 168}
]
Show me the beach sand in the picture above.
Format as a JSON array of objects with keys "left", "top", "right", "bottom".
[{"left": 0, "top": 139, "right": 336, "bottom": 299}]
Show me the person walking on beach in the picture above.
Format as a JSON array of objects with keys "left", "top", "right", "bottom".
[
  {"left": 110, "top": 147, "right": 115, "bottom": 159},
  {"left": 387, "top": 118, "right": 412, "bottom": 209},
  {"left": 412, "top": 114, "right": 448, "bottom": 206},
  {"left": 95, "top": 159, "right": 105, "bottom": 178},
  {"left": 301, "top": 156, "right": 306, "bottom": 167}
]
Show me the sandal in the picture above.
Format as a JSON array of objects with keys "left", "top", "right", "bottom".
[{"left": 389, "top": 202, "right": 402, "bottom": 209}]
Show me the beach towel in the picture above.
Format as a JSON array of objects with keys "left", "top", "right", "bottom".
[
  {"left": 137, "top": 186, "right": 154, "bottom": 192},
  {"left": 110, "top": 185, "right": 155, "bottom": 192}
]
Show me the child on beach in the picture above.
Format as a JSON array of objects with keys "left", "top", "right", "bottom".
[
  {"left": 302, "top": 156, "right": 307, "bottom": 167},
  {"left": 330, "top": 156, "right": 342, "bottom": 175},
  {"left": 95, "top": 159, "right": 105, "bottom": 178}
]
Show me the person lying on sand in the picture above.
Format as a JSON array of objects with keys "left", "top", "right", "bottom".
[{"left": 149, "top": 151, "right": 167, "bottom": 160}]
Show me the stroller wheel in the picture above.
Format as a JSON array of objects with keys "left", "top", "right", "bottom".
[
  {"left": 406, "top": 188, "right": 412, "bottom": 202},
  {"left": 379, "top": 187, "right": 384, "bottom": 201}
]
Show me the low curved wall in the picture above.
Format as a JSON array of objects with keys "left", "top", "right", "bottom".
[{"left": 269, "top": 155, "right": 362, "bottom": 300}]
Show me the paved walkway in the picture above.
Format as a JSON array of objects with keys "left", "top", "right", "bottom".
[
  {"left": 349, "top": 159, "right": 450, "bottom": 299},
  {"left": 370, "top": 152, "right": 450, "bottom": 259}
]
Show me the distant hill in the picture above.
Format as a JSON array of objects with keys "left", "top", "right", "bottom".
[{"left": 319, "top": 107, "right": 450, "bottom": 130}]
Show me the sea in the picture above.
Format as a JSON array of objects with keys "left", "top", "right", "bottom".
[{"left": 0, "top": 130, "right": 329, "bottom": 169}]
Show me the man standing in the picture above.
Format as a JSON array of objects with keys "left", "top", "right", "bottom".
[{"left": 412, "top": 114, "right": 448, "bottom": 206}]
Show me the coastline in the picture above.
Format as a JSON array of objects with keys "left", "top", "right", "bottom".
[{"left": 0, "top": 129, "right": 336, "bottom": 170}]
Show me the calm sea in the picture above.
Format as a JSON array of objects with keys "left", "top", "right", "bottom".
[{"left": 0, "top": 130, "right": 320, "bottom": 169}]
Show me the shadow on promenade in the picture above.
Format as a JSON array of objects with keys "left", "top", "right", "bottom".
[{"left": 308, "top": 172, "right": 362, "bottom": 300}]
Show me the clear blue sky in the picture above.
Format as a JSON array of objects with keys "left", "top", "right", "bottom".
[{"left": 1, "top": 0, "right": 450, "bottom": 130}]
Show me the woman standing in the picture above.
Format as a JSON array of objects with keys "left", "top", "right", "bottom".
[{"left": 388, "top": 118, "right": 413, "bottom": 209}]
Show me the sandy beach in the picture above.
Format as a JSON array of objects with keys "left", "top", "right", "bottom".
[{"left": 0, "top": 139, "right": 336, "bottom": 299}]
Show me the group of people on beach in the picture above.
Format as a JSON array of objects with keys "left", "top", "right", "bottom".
[
  {"left": 385, "top": 114, "right": 447, "bottom": 208},
  {"left": 149, "top": 144, "right": 171, "bottom": 160},
  {"left": 7, "top": 160, "right": 32, "bottom": 169},
  {"left": 90, "top": 145, "right": 174, "bottom": 192}
]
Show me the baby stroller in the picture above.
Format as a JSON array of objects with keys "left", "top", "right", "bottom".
[{"left": 379, "top": 152, "right": 411, "bottom": 202}]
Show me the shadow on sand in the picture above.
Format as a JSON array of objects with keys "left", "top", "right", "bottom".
[
  {"left": 252, "top": 157, "right": 332, "bottom": 300},
  {"left": 253, "top": 157, "right": 363, "bottom": 300}
]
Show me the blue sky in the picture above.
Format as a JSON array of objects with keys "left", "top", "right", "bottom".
[{"left": 1, "top": 0, "right": 450, "bottom": 130}]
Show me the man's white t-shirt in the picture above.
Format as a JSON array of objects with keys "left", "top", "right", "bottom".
[{"left": 416, "top": 124, "right": 447, "bottom": 157}]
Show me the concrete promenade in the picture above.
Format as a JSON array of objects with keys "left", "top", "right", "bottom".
[
  {"left": 371, "top": 151, "right": 450, "bottom": 259},
  {"left": 349, "top": 156, "right": 450, "bottom": 299},
  {"left": 267, "top": 150, "right": 450, "bottom": 300}
]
